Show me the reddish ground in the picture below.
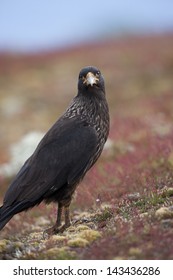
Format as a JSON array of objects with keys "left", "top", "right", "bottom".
[{"left": 0, "top": 34, "right": 173, "bottom": 259}]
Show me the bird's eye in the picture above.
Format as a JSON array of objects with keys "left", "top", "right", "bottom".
[
  {"left": 96, "top": 71, "right": 100, "bottom": 77},
  {"left": 79, "top": 75, "right": 85, "bottom": 81}
]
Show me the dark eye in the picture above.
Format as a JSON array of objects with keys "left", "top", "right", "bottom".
[{"left": 96, "top": 71, "right": 100, "bottom": 76}]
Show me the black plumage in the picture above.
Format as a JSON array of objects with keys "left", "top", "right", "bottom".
[{"left": 0, "top": 66, "right": 109, "bottom": 235}]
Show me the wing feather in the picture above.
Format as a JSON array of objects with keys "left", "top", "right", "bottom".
[{"left": 3, "top": 117, "right": 97, "bottom": 206}]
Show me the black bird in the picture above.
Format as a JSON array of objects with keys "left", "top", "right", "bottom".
[{"left": 0, "top": 66, "right": 109, "bottom": 235}]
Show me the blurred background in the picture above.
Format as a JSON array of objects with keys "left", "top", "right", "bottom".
[
  {"left": 1, "top": 0, "right": 173, "bottom": 52},
  {"left": 0, "top": 0, "right": 173, "bottom": 177},
  {"left": 1, "top": 0, "right": 173, "bottom": 260},
  {"left": 0, "top": 0, "right": 173, "bottom": 178}
]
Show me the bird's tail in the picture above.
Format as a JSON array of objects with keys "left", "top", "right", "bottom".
[
  {"left": 0, "top": 205, "right": 14, "bottom": 231},
  {"left": 0, "top": 201, "right": 32, "bottom": 231}
]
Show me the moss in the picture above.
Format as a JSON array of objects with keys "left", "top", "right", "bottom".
[
  {"left": 23, "top": 252, "right": 36, "bottom": 260},
  {"left": 75, "top": 225, "right": 90, "bottom": 231},
  {"left": 41, "top": 247, "right": 77, "bottom": 260},
  {"left": 161, "top": 187, "right": 173, "bottom": 198},
  {"left": 13, "top": 241, "right": 24, "bottom": 250},
  {"left": 28, "top": 232, "right": 43, "bottom": 240},
  {"left": 128, "top": 247, "right": 143, "bottom": 258},
  {"left": 49, "top": 235, "right": 66, "bottom": 242},
  {"left": 78, "top": 229, "right": 101, "bottom": 243},
  {"left": 66, "top": 226, "right": 77, "bottom": 233},
  {"left": 0, "top": 239, "right": 9, "bottom": 253},
  {"left": 113, "top": 256, "right": 126, "bottom": 260},
  {"left": 67, "top": 238, "right": 89, "bottom": 248},
  {"left": 44, "top": 235, "right": 67, "bottom": 247},
  {"left": 168, "top": 152, "right": 173, "bottom": 166},
  {"left": 125, "top": 233, "right": 140, "bottom": 244}
]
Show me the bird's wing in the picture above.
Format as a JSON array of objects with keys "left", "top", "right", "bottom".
[{"left": 3, "top": 117, "right": 97, "bottom": 207}]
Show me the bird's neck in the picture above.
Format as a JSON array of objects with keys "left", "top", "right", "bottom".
[{"left": 64, "top": 94, "right": 109, "bottom": 136}]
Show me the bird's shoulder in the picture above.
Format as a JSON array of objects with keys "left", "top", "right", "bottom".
[{"left": 34, "top": 116, "right": 97, "bottom": 155}]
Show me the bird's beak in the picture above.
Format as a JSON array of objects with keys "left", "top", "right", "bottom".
[{"left": 83, "top": 72, "right": 99, "bottom": 87}]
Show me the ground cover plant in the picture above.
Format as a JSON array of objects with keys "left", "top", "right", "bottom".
[{"left": 0, "top": 34, "right": 173, "bottom": 259}]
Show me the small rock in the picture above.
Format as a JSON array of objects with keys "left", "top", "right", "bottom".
[
  {"left": 127, "top": 192, "right": 141, "bottom": 201},
  {"left": 161, "top": 219, "right": 173, "bottom": 228},
  {"left": 155, "top": 207, "right": 173, "bottom": 220},
  {"left": 139, "top": 212, "right": 149, "bottom": 218},
  {"left": 167, "top": 188, "right": 173, "bottom": 196}
]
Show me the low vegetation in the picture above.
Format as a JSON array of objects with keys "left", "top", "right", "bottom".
[{"left": 0, "top": 34, "right": 173, "bottom": 259}]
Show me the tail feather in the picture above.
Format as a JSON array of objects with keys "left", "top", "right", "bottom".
[
  {"left": 0, "top": 205, "right": 14, "bottom": 230},
  {"left": 0, "top": 215, "right": 13, "bottom": 231},
  {"left": 0, "top": 201, "right": 33, "bottom": 231}
]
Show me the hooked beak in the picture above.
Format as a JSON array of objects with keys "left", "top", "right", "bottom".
[{"left": 83, "top": 72, "right": 99, "bottom": 87}]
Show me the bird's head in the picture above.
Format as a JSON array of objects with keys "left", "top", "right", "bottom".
[{"left": 78, "top": 66, "right": 105, "bottom": 95}]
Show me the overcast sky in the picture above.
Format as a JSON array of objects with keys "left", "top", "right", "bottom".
[{"left": 0, "top": 0, "right": 173, "bottom": 52}]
